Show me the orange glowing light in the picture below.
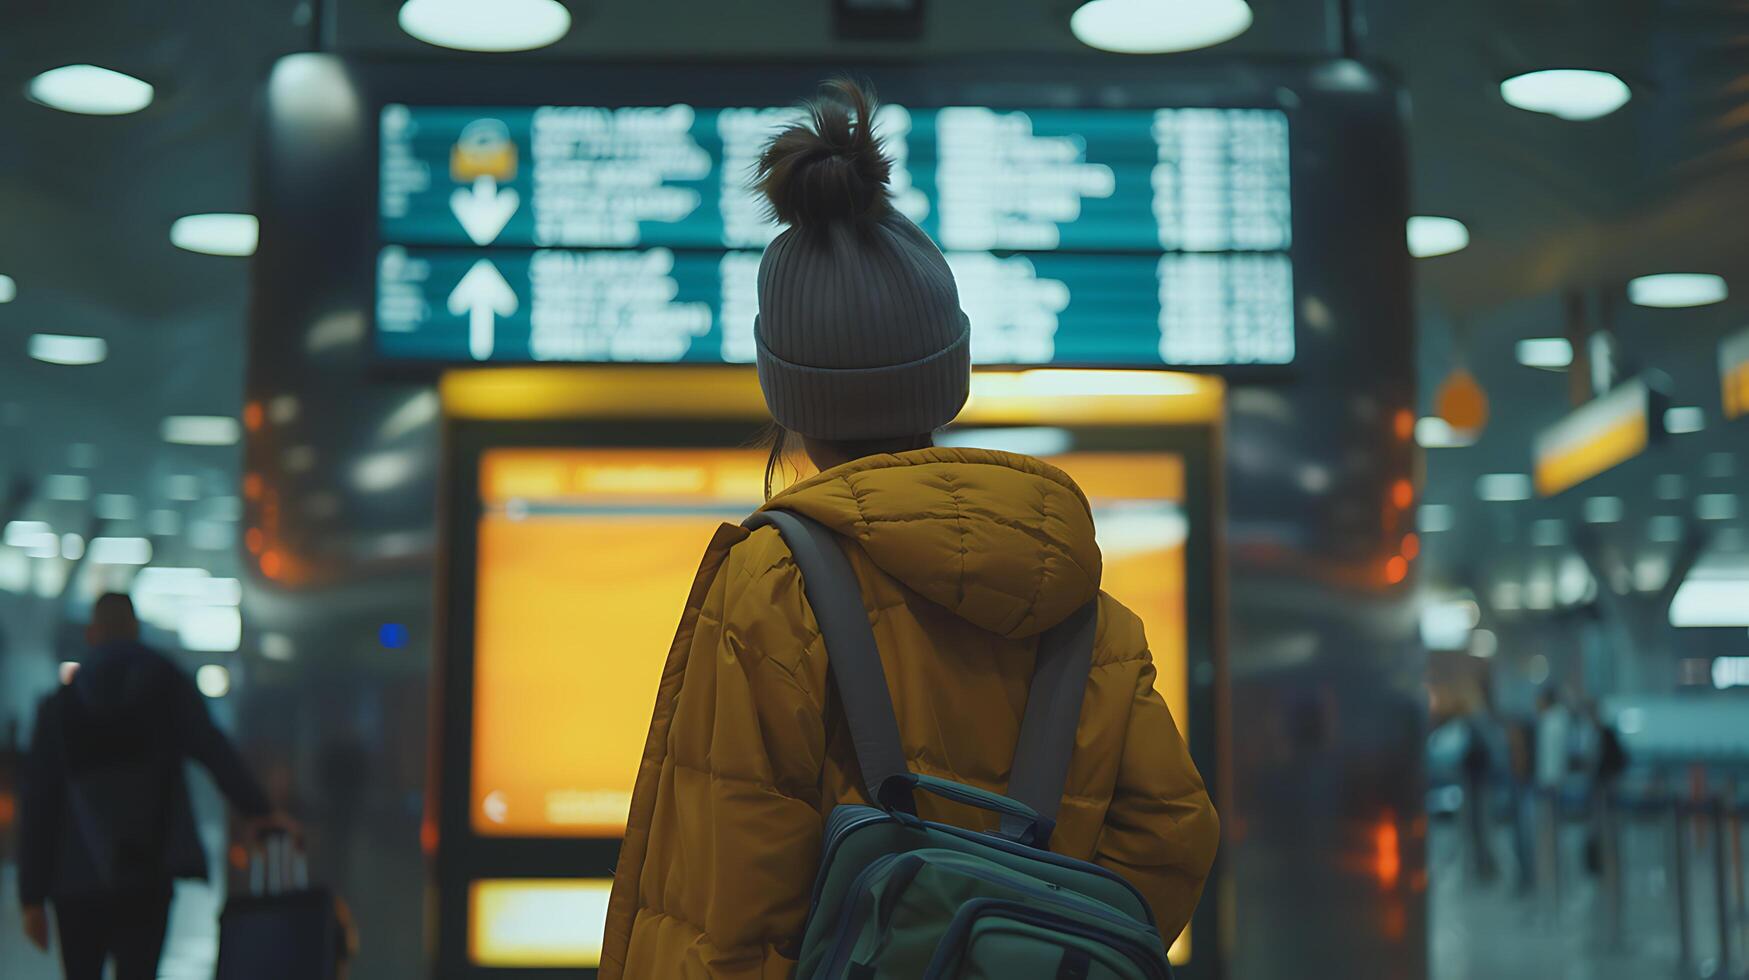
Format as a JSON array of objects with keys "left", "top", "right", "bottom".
[
  {"left": 0, "top": 792, "right": 15, "bottom": 827},
  {"left": 1384, "top": 556, "right": 1408, "bottom": 584},
  {"left": 245, "top": 527, "right": 265, "bottom": 555},
  {"left": 1400, "top": 533, "right": 1421, "bottom": 561},
  {"left": 243, "top": 472, "right": 263, "bottom": 501},
  {"left": 1390, "top": 478, "right": 1414, "bottom": 510},
  {"left": 243, "top": 401, "right": 264, "bottom": 432},
  {"left": 1374, "top": 813, "right": 1401, "bottom": 889},
  {"left": 420, "top": 815, "right": 440, "bottom": 857},
  {"left": 260, "top": 549, "right": 284, "bottom": 579},
  {"left": 1393, "top": 408, "right": 1414, "bottom": 441},
  {"left": 1435, "top": 368, "right": 1489, "bottom": 433},
  {"left": 229, "top": 843, "right": 249, "bottom": 870}
]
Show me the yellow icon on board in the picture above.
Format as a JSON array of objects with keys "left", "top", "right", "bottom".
[{"left": 451, "top": 119, "right": 518, "bottom": 183}]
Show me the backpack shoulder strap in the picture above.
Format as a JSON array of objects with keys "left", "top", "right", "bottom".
[
  {"left": 1001, "top": 598, "right": 1099, "bottom": 846},
  {"left": 744, "top": 510, "right": 911, "bottom": 809}
]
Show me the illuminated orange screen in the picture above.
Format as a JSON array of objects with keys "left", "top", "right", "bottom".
[{"left": 470, "top": 447, "right": 1187, "bottom": 838}]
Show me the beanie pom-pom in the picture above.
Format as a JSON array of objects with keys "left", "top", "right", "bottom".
[{"left": 755, "top": 78, "right": 892, "bottom": 229}]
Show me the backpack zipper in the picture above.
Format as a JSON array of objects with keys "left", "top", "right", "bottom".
[
  {"left": 813, "top": 852, "right": 907, "bottom": 979},
  {"left": 916, "top": 820, "right": 1156, "bottom": 921},
  {"left": 808, "top": 806, "right": 894, "bottom": 910},
  {"left": 901, "top": 849, "right": 1153, "bottom": 933}
]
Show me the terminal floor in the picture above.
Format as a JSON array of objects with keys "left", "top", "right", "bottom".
[
  {"left": 3, "top": 815, "right": 1738, "bottom": 978},
  {"left": 1429, "top": 816, "right": 1739, "bottom": 980}
]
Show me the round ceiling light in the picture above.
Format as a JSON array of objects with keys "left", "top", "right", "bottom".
[
  {"left": 1406, "top": 216, "right": 1469, "bottom": 258},
  {"left": 28, "top": 65, "right": 154, "bottom": 115},
  {"left": 1070, "top": 0, "right": 1252, "bottom": 54},
  {"left": 398, "top": 0, "right": 572, "bottom": 52},
  {"left": 1628, "top": 273, "right": 1727, "bottom": 308},
  {"left": 28, "top": 334, "right": 107, "bottom": 366},
  {"left": 170, "top": 213, "right": 258, "bottom": 256},
  {"left": 1515, "top": 338, "right": 1573, "bottom": 370},
  {"left": 1500, "top": 69, "right": 1630, "bottom": 121},
  {"left": 0, "top": 274, "right": 14, "bottom": 303}
]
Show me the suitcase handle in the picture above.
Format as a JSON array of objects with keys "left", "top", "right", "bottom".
[{"left": 247, "top": 829, "right": 309, "bottom": 896}]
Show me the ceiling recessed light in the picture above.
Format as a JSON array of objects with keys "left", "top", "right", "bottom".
[
  {"left": 195, "top": 662, "right": 234, "bottom": 695},
  {"left": 1500, "top": 69, "right": 1630, "bottom": 121},
  {"left": 96, "top": 494, "right": 138, "bottom": 521},
  {"left": 161, "top": 415, "right": 242, "bottom": 446},
  {"left": 1670, "top": 576, "right": 1749, "bottom": 627},
  {"left": 0, "top": 274, "right": 14, "bottom": 303},
  {"left": 398, "top": 0, "right": 572, "bottom": 52},
  {"left": 170, "top": 213, "right": 258, "bottom": 256},
  {"left": 1664, "top": 407, "right": 1705, "bottom": 434},
  {"left": 4, "top": 521, "right": 55, "bottom": 553},
  {"left": 1415, "top": 417, "right": 1475, "bottom": 449},
  {"left": 1583, "top": 496, "right": 1624, "bottom": 524},
  {"left": 88, "top": 536, "right": 153, "bottom": 565},
  {"left": 1698, "top": 494, "right": 1739, "bottom": 522},
  {"left": 1476, "top": 473, "right": 1533, "bottom": 502},
  {"left": 44, "top": 474, "right": 91, "bottom": 502},
  {"left": 27, "top": 334, "right": 107, "bottom": 366},
  {"left": 1417, "top": 504, "right": 1455, "bottom": 533},
  {"left": 1069, "top": 0, "right": 1252, "bottom": 54},
  {"left": 27, "top": 64, "right": 154, "bottom": 115},
  {"left": 1515, "top": 337, "right": 1573, "bottom": 369},
  {"left": 1628, "top": 273, "right": 1727, "bottom": 308},
  {"left": 1407, "top": 216, "right": 1469, "bottom": 258}
]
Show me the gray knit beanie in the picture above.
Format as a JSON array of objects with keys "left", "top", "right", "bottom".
[{"left": 753, "top": 81, "right": 970, "bottom": 442}]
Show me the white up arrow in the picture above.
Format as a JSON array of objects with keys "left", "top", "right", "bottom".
[
  {"left": 450, "top": 175, "right": 520, "bottom": 246},
  {"left": 447, "top": 259, "right": 518, "bottom": 361}
]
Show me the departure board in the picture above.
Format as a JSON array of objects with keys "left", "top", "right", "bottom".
[{"left": 376, "top": 103, "right": 1293, "bottom": 367}]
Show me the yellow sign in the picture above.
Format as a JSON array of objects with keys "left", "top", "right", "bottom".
[
  {"left": 1723, "top": 328, "right": 1749, "bottom": 421},
  {"left": 469, "top": 878, "right": 610, "bottom": 967},
  {"left": 469, "top": 448, "right": 1192, "bottom": 838},
  {"left": 441, "top": 365, "right": 1225, "bottom": 427},
  {"left": 465, "top": 442, "right": 1196, "bottom": 965},
  {"left": 1533, "top": 379, "right": 1651, "bottom": 496}
]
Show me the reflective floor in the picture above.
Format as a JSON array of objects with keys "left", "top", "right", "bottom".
[
  {"left": 1429, "top": 813, "right": 1739, "bottom": 980},
  {"left": 0, "top": 776, "right": 230, "bottom": 980},
  {"left": 4, "top": 807, "right": 1738, "bottom": 978}
]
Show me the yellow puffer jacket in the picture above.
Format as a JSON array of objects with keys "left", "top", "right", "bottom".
[{"left": 601, "top": 447, "right": 1218, "bottom": 979}]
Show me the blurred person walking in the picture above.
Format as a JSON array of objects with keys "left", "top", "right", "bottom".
[
  {"left": 1582, "top": 701, "right": 1627, "bottom": 876},
  {"left": 1459, "top": 692, "right": 1501, "bottom": 884},
  {"left": 600, "top": 79, "right": 1218, "bottom": 978},
  {"left": 17, "top": 593, "right": 291, "bottom": 980},
  {"left": 1504, "top": 712, "right": 1538, "bottom": 894},
  {"left": 1532, "top": 687, "right": 1573, "bottom": 908}
]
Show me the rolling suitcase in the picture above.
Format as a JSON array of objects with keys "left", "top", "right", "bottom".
[{"left": 214, "top": 831, "right": 349, "bottom": 980}]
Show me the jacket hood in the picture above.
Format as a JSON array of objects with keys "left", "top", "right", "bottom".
[{"left": 763, "top": 447, "right": 1102, "bottom": 639}]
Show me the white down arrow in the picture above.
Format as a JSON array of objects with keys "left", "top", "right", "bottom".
[{"left": 450, "top": 175, "right": 520, "bottom": 246}]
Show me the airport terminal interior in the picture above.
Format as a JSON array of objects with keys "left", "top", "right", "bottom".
[{"left": 2, "top": 1, "right": 1747, "bottom": 977}]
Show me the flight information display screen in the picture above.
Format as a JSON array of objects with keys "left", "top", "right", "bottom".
[
  {"left": 466, "top": 446, "right": 1189, "bottom": 841},
  {"left": 377, "top": 103, "right": 1293, "bottom": 368}
]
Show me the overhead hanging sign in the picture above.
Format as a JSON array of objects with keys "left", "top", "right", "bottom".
[
  {"left": 1533, "top": 378, "right": 1660, "bottom": 496},
  {"left": 374, "top": 103, "right": 1296, "bottom": 368},
  {"left": 1723, "top": 326, "right": 1749, "bottom": 421}
]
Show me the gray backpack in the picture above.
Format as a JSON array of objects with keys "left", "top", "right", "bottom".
[{"left": 747, "top": 510, "right": 1173, "bottom": 979}]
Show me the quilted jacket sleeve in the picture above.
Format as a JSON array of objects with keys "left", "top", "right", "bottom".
[
  {"left": 1094, "top": 643, "right": 1220, "bottom": 942},
  {"left": 607, "top": 530, "right": 830, "bottom": 979}
]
